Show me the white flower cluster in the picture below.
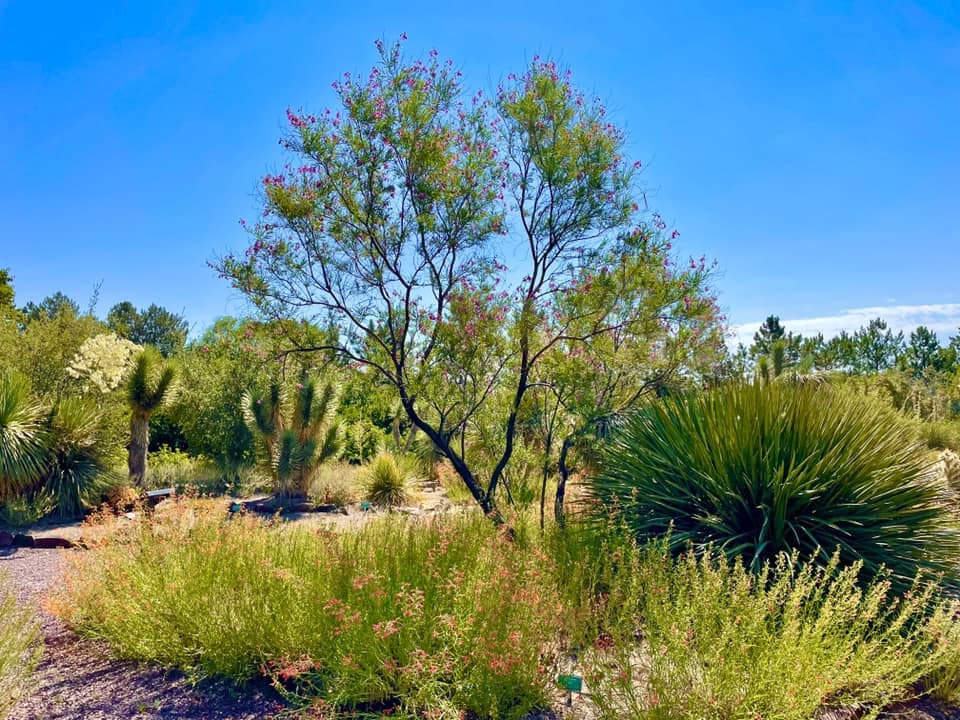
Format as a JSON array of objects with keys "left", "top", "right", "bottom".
[{"left": 67, "top": 333, "right": 141, "bottom": 393}]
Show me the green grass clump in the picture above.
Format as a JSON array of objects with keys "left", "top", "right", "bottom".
[
  {"left": 0, "top": 570, "right": 41, "bottom": 719},
  {"left": 576, "top": 534, "right": 960, "bottom": 720},
  {"left": 362, "top": 451, "right": 415, "bottom": 507},
  {"left": 54, "top": 509, "right": 561, "bottom": 719},
  {"left": 589, "top": 383, "right": 960, "bottom": 590}
]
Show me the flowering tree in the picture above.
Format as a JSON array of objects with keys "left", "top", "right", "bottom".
[{"left": 218, "top": 38, "right": 722, "bottom": 520}]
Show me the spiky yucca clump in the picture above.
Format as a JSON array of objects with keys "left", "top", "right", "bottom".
[
  {"left": 0, "top": 372, "right": 47, "bottom": 500},
  {"left": 589, "top": 383, "right": 960, "bottom": 591},
  {"left": 42, "top": 397, "right": 114, "bottom": 518},
  {"left": 363, "top": 452, "right": 414, "bottom": 507}
]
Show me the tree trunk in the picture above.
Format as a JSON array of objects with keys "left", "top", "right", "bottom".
[
  {"left": 554, "top": 435, "right": 574, "bottom": 528},
  {"left": 128, "top": 410, "right": 150, "bottom": 487}
]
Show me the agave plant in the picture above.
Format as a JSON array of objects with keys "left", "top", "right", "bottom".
[
  {"left": 589, "top": 383, "right": 960, "bottom": 591},
  {"left": 126, "top": 347, "right": 176, "bottom": 486},
  {"left": 0, "top": 372, "right": 47, "bottom": 500},
  {"left": 42, "top": 396, "right": 114, "bottom": 518},
  {"left": 243, "top": 374, "right": 341, "bottom": 498}
]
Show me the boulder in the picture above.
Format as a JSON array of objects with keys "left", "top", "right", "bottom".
[
  {"left": 0, "top": 531, "right": 13, "bottom": 548},
  {"left": 13, "top": 534, "right": 34, "bottom": 548}
]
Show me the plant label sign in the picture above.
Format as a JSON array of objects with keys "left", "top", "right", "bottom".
[{"left": 558, "top": 674, "right": 583, "bottom": 692}]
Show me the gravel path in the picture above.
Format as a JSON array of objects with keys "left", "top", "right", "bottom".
[{"left": 2, "top": 547, "right": 285, "bottom": 720}]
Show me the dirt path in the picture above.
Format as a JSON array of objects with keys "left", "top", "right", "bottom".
[{"left": 2, "top": 547, "right": 285, "bottom": 720}]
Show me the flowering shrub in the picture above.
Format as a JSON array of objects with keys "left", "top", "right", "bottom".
[
  {"left": 53, "top": 509, "right": 562, "bottom": 718},
  {"left": 577, "top": 536, "right": 960, "bottom": 720}
]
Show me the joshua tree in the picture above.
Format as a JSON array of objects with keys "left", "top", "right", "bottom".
[
  {"left": 126, "top": 347, "right": 175, "bottom": 486},
  {"left": 243, "top": 374, "right": 340, "bottom": 498}
]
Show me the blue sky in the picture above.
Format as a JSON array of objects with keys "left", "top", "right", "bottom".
[{"left": 1, "top": 1, "right": 958, "bottom": 344}]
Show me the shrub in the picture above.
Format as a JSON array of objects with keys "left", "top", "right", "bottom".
[
  {"left": 42, "top": 396, "right": 115, "bottom": 518},
  {"left": 363, "top": 452, "right": 415, "bottom": 507},
  {"left": 0, "top": 371, "right": 47, "bottom": 500},
  {"left": 580, "top": 539, "right": 960, "bottom": 720},
  {"left": 918, "top": 420, "right": 960, "bottom": 452},
  {"left": 589, "top": 383, "right": 960, "bottom": 590},
  {"left": 309, "top": 463, "right": 359, "bottom": 507},
  {"left": 53, "top": 511, "right": 561, "bottom": 719},
  {"left": 340, "top": 420, "right": 383, "bottom": 465},
  {"left": 0, "top": 569, "right": 41, "bottom": 719},
  {"left": 144, "top": 445, "right": 221, "bottom": 493},
  {"left": 0, "top": 493, "right": 54, "bottom": 529}
]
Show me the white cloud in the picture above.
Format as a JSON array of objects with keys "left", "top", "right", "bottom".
[{"left": 730, "top": 303, "right": 960, "bottom": 348}]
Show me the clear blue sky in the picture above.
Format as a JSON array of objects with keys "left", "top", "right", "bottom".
[{"left": 2, "top": 1, "right": 958, "bottom": 343}]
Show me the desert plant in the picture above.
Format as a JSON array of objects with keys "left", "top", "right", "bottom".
[
  {"left": 589, "top": 383, "right": 960, "bottom": 590},
  {"left": 0, "top": 569, "right": 41, "bottom": 719},
  {"left": 0, "top": 372, "right": 47, "bottom": 500},
  {"left": 340, "top": 420, "right": 382, "bottom": 464},
  {"left": 42, "top": 396, "right": 114, "bottom": 518},
  {"left": 581, "top": 540, "right": 960, "bottom": 720},
  {"left": 126, "top": 347, "right": 176, "bottom": 486},
  {"left": 243, "top": 374, "right": 341, "bottom": 498},
  {"left": 54, "top": 512, "right": 560, "bottom": 719},
  {"left": 362, "top": 452, "right": 414, "bottom": 507},
  {"left": 309, "top": 463, "right": 359, "bottom": 507}
]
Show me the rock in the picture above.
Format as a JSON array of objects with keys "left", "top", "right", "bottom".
[
  {"left": 313, "top": 504, "right": 338, "bottom": 514},
  {"left": 33, "top": 536, "right": 73, "bottom": 549},
  {"left": 338, "top": 506, "right": 349, "bottom": 516},
  {"left": 13, "top": 534, "right": 34, "bottom": 548},
  {"left": 0, "top": 531, "right": 13, "bottom": 547},
  {"left": 397, "top": 507, "right": 421, "bottom": 516}
]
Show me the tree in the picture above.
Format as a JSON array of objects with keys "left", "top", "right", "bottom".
[
  {"left": 107, "top": 302, "right": 188, "bottom": 357},
  {"left": 905, "top": 325, "right": 942, "bottom": 377},
  {"left": 125, "top": 347, "right": 176, "bottom": 486},
  {"left": 852, "top": 318, "right": 904, "bottom": 374},
  {"left": 218, "top": 39, "right": 722, "bottom": 521},
  {"left": 243, "top": 373, "right": 341, "bottom": 497},
  {"left": 21, "top": 292, "right": 80, "bottom": 325},
  {"left": 750, "top": 315, "right": 786, "bottom": 358},
  {"left": 0, "top": 268, "right": 15, "bottom": 313}
]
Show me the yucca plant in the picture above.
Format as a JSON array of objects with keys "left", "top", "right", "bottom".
[
  {"left": 589, "top": 383, "right": 960, "bottom": 591},
  {"left": 0, "top": 372, "right": 47, "bottom": 500},
  {"left": 126, "top": 347, "right": 176, "bottom": 487},
  {"left": 42, "top": 396, "right": 114, "bottom": 518},
  {"left": 243, "top": 374, "right": 340, "bottom": 498},
  {"left": 363, "top": 451, "right": 414, "bottom": 506}
]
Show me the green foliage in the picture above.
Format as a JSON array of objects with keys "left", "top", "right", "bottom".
[
  {"left": 218, "top": 38, "right": 723, "bottom": 521},
  {"left": 243, "top": 373, "right": 341, "bottom": 497},
  {"left": 309, "top": 463, "right": 359, "bottom": 507},
  {"left": 107, "top": 301, "right": 188, "bottom": 357},
  {"left": 363, "top": 451, "right": 414, "bottom": 506},
  {"left": 589, "top": 383, "right": 960, "bottom": 590},
  {"left": 0, "top": 372, "right": 47, "bottom": 499},
  {"left": 126, "top": 347, "right": 176, "bottom": 414},
  {"left": 0, "top": 493, "right": 54, "bottom": 529},
  {"left": 144, "top": 446, "right": 222, "bottom": 492},
  {"left": 0, "top": 569, "right": 41, "bottom": 719},
  {"left": 918, "top": 420, "right": 960, "bottom": 452},
  {"left": 42, "top": 396, "right": 114, "bottom": 518},
  {"left": 577, "top": 537, "right": 960, "bottom": 720},
  {"left": 340, "top": 419, "right": 383, "bottom": 464},
  {"left": 56, "top": 511, "right": 560, "bottom": 720}
]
